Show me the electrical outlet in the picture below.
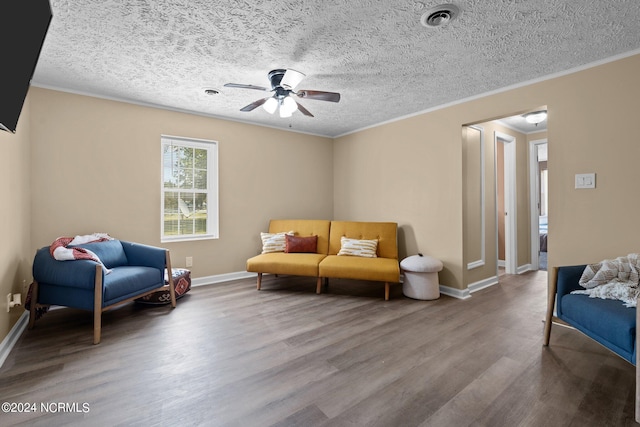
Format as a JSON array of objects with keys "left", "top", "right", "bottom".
[
  {"left": 186, "top": 256, "right": 193, "bottom": 267},
  {"left": 6, "top": 293, "right": 22, "bottom": 312}
]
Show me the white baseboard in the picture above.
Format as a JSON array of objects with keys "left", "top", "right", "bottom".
[
  {"left": 498, "top": 261, "right": 533, "bottom": 274},
  {"left": 191, "top": 271, "right": 256, "bottom": 287},
  {"left": 436, "top": 275, "right": 499, "bottom": 300},
  {"left": 468, "top": 275, "right": 500, "bottom": 294},
  {"left": 439, "top": 285, "right": 471, "bottom": 299},
  {"left": 518, "top": 264, "right": 533, "bottom": 274},
  {"left": 0, "top": 311, "right": 29, "bottom": 369},
  {"left": 420, "top": 275, "right": 500, "bottom": 301}
]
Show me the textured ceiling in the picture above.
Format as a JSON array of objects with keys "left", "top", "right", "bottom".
[{"left": 33, "top": 0, "right": 640, "bottom": 137}]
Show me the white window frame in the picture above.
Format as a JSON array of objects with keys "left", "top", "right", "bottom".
[{"left": 161, "top": 135, "right": 219, "bottom": 242}]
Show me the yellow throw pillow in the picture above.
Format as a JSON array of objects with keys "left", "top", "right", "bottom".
[
  {"left": 337, "top": 236, "right": 378, "bottom": 258},
  {"left": 260, "top": 231, "right": 294, "bottom": 254}
]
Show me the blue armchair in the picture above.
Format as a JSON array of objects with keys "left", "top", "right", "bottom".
[
  {"left": 30, "top": 240, "right": 176, "bottom": 344},
  {"left": 544, "top": 265, "right": 639, "bottom": 422}
]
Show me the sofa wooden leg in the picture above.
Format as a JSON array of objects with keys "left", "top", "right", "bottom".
[
  {"left": 316, "top": 277, "right": 322, "bottom": 294},
  {"left": 257, "top": 273, "right": 262, "bottom": 290},
  {"left": 93, "top": 265, "right": 103, "bottom": 345},
  {"left": 385, "top": 283, "right": 390, "bottom": 301},
  {"left": 28, "top": 281, "right": 39, "bottom": 330},
  {"left": 543, "top": 267, "right": 558, "bottom": 346}
]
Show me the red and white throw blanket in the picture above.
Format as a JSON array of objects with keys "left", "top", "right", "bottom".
[{"left": 50, "top": 233, "right": 114, "bottom": 273}]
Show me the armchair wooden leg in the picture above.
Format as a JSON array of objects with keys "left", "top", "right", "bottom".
[
  {"left": 257, "top": 273, "right": 262, "bottom": 290},
  {"left": 636, "top": 292, "right": 640, "bottom": 423},
  {"left": 166, "top": 251, "right": 177, "bottom": 308},
  {"left": 543, "top": 267, "right": 558, "bottom": 346},
  {"left": 93, "top": 265, "right": 103, "bottom": 345},
  {"left": 28, "top": 281, "right": 39, "bottom": 329},
  {"left": 385, "top": 282, "right": 390, "bottom": 301}
]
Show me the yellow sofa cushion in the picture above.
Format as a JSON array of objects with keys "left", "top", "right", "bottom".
[
  {"left": 319, "top": 255, "right": 400, "bottom": 283},
  {"left": 247, "top": 253, "right": 326, "bottom": 277}
]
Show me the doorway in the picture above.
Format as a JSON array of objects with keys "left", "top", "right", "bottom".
[{"left": 462, "top": 111, "right": 548, "bottom": 292}]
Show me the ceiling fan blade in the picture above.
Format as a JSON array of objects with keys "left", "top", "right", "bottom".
[
  {"left": 224, "top": 83, "right": 268, "bottom": 91},
  {"left": 280, "top": 69, "right": 306, "bottom": 90},
  {"left": 294, "top": 101, "right": 314, "bottom": 117},
  {"left": 296, "top": 90, "right": 341, "bottom": 103},
  {"left": 240, "top": 97, "right": 269, "bottom": 112}
]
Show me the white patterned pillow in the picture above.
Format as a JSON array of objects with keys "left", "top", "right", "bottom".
[
  {"left": 337, "top": 236, "right": 378, "bottom": 258},
  {"left": 260, "top": 231, "right": 294, "bottom": 254}
]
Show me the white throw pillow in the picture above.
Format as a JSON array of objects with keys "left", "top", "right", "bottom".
[
  {"left": 260, "top": 231, "right": 294, "bottom": 254},
  {"left": 337, "top": 236, "right": 378, "bottom": 258}
]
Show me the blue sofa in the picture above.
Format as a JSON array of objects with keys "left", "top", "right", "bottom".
[
  {"left": 30, "top": 239, "right": 176, "bottom": 344},
  {"left": 544, "top": 265, "right": 639, "bottom": 422}
]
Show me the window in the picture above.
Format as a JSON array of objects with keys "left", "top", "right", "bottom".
[{"left": 161, "top": 135, "right": 218, "bottom": 242}]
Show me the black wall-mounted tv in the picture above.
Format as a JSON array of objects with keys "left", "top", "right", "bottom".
[{"left": 0, "top": 0, "right": 52, "bottom": 134}]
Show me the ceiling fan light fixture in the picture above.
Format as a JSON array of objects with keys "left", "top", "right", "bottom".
[
  {"left": 523, "top": 110, "right": 547, "bottom": 124},
  {"left": 280, "top": 69, "right": 306, "bottom": 90},
  {"left": 263, "top": 97, "right": 278, "bottom": 114},
  {"left": 280, "top": 96, "right": 297, "bottom": 117},
  {"left": 279, "top": 106, "right": 293, "bottom": 118},
  {"left": 226, "top": 68, "right": 340, "bottom": 118}
]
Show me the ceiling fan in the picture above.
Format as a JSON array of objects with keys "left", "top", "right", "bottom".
[{"left": 224, "top": 69, "right": 340, "bottom": 118}]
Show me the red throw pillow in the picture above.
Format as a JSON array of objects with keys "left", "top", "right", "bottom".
[{"left": 285, "top": 235, "right": 318, "bottom": 253}]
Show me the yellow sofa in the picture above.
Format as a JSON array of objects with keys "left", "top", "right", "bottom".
[{"left": 246, "top": 219, "right": 400, "bottom": 300}]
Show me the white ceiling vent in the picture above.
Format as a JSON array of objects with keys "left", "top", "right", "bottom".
[{"left": 421, "top": 4, "right": 461, "bottom": 28}]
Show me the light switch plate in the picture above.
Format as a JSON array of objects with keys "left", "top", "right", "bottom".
[{"left": 575, "top": 173, "right": 596, "bottom": 189}]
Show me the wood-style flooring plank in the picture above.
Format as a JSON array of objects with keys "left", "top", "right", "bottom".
[{"left": 0, "top": 271, "right": 637, "bottom": 426}]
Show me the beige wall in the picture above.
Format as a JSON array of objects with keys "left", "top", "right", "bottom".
[
  {"left": 334, "top": 54, "right": 640, "bottom": 290},
  {"left": 545, "top": 56, "right": 640, "bottom": 264},
  {"left": 0, "top": 95, "right": 32, "bottom": 340},
  {"left": 28, "top": 88, "right": 334, "bottom": 278},
  {"left": 334, "top": 110, "right": 464, "bottom": 288}
]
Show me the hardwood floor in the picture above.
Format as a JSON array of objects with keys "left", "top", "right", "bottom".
[{"left": 1, "top": 271, "right": 636, "bottom": 426}]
